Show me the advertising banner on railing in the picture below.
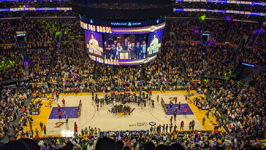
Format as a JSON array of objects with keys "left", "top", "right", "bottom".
[{"left": 0, "top": 7, "right": 72, "bottom": 12}]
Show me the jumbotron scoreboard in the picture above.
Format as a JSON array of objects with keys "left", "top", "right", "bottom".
[{"left": 72, "top": 0, "right": 173, "bottom": 66}]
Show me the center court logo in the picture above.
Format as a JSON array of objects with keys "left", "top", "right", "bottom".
[
  {"left": 55, "top": 122, "right": 65, "bottom": 128},
  {"left": 149, "top": 122, "right": 156, "bottom": 126},
  {"left": 150, "top": 26, "right": 156, "bottom": 32}
]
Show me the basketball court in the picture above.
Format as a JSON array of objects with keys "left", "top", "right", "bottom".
[{"left": 23, "top": 91, "right": 222, "bottom": 138}]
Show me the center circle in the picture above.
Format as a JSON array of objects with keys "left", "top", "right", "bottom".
[{"left": 111, "top": 104, "right": 132, "bottom": 116}]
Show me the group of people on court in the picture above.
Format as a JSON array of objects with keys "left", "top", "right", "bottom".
[
  {"left": 167, "top": 119, "right": 197, "bottom": 131},
  {"left": 167, "top": 97, "right": 198, "bottom": 131},
  {"left": 155, "top": 120, "right": 196, "bottom": 133},
  {"left": 168, "top": 101, "right": 187, "bottom": 116},
  {"left": 54, "top": 94, "right": 197, "bottom": 135},
  {"left": 93, "top": 91, "right": 156, "bottom": 112},
  {"left": 104, "top": 39, "right": 147, "bottom": 60},
  {"left": 57, "top": 104, "right": 62, "bottom": 119},
  {"left": 56, "top": 99, "right": 69, "bottom": 123},
  {"left": 111, "top": 104, "right": 131, "bottom": 115}
]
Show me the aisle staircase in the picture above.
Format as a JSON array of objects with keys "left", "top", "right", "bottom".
[
  {"left": 1, "top": 95, "right": 32, "bottom": 143},
  {"left": 168, "top": 22, "right": 188, "bottom": 82},
  {"left": 45, "top": 49, "right": 56, "bottom": 82},
  {"left": 169, "top": 32, "right": 177, "bottom": 42},
  {"left": 243, "top": 66, "right": 263, "bottom": 86},
  {"left": 177, "top": 51, "right": 188, "bottom": 82}
]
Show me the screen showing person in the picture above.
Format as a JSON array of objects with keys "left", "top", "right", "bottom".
[
  {"left": 104, "top": 42, "right": 111, "bottom": 59},
  {"left": 135, "top": 34, "right": 147, "bottom": 59},
  {"left": 135, "top": 41, "right": 141, "bottom": 59},
  {"left": 116, "top": 43, "right": 123, "bottom": 59},
  {"left": 127, "top": 41, "right": 132, "bottom": 59},
  {"left": 147, "top": 29, "right": 163, "bottom": 56},
  {"left": 104, "top": 34, "right": 134, "bottom": 60},
  {"left": 122, "top": 39, "right": 128, "bottom": 50},
  {"left": 130, "top": 43, "right": 135, "bottom": 59},
  {"left": 141, "top": 41, "right": 146, "bottom": 59},
  {"left": 85, "top": 30, "right": 103, "bottom": 57},
  {"left": 104, "top": 34, "right": 147, "bottom": 60},
  {"left": 110, "top": 44, "right": 116, "bottom": 59},
  {"left": 89, "top": 34, "right": 99, "bottom": 53},
  {"left": 148, "top": 34, "right": 159, "bottom": 55},
  {"left": 114, "top": 40, "right": 118, "bottom": 47}
]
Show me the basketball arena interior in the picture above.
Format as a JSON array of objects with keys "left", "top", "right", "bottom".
[{"left": 0, "top": 0, "right": 265, "bottom": 149}]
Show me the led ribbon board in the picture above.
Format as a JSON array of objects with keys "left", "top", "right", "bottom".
[
  {"left": 80, "top": 21, "right": 166, "bottom": 34},
  {"left": 175, "top": 0, "right": 266, "bottom": 6},
  {"left": 79, "top": 16, "right": 166, "bottom": 27},
  {"left": 89, "top": 55, "right": 157, "bottom": 66},
  {"left": 174, "top": 8, "right": 266, "bottom": 16},
  {"left": 0, "top": 7, "right": 72, "bottom": 12}
]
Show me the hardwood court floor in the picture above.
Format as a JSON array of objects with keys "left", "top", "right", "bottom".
[{"left": 23, "top": 91, "right": 225, "bottom": 138}]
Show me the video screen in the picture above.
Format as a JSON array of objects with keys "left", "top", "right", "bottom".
[
  {"left": 85, "top": 30, "right": 103, "bottom": 57},
  {"left": 103, "top": 34, "right": 147, "bottom": 60},
  {"left": 147, "top": 29, "right": 163, "bottom": 56},
  {"left": 84, "top": 27, "right": 163, "bottom": 66}
]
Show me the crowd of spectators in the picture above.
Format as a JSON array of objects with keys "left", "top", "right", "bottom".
[
  {"left": 208, "top": 69, "right": 266, "bottom": 148},
  {"left": 171, "top": 18, "right": 263, "bottom": 45},
  {"left": 253, "top": 30, "right": 266, "bottom": 49},
  {"left": 0, "top": 83, "right": 30, "bottom": 142},
  {"left": 235, "top": 47, "right": 266, "bottom": 66},
  {"left": 0, "top": 14, "right": 264, "bottom": 85},
  {"left": 171, "top": 11, "right": 265, "bottom": 22},
  {"left": 0, "top": 1, "right": 71, "bottom": 8},
  {"left": 0, "top": 19, "right": 84, "bottom": 84},
  {"left": 0, "top": 45, "right": 25, "bottom": 83},
  {"left": 177, "top": 41, "right": 265, "bottom": 80},
  {"left": 178, "top": 43, "right": 239, "bottom": 79},
  {"left": 169, "top": 17, "right": 265, "bottom": 79},
  {"left": 228, "top": 21, "right": 262, "bottom": 45},
  {"left": 0, "top": 11, "right": 74, "bottom": 18},
  {"left": 178, "top": 43, "right": 205, "bottom": 80},
  {"left": 27, "top": 45, "right": 53, "bottom": 83},
  {"left": 26, "top": 21, "right": 83, "bottom": 83},
  {"left": 35, "top": 129, "right": 240, "bottom": 150},
  {"left": 0, "top": 19, "right": 82, "bottom": 45},
  {"left": 47, "top": 41, "right": 90, "bottom": 92}
]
